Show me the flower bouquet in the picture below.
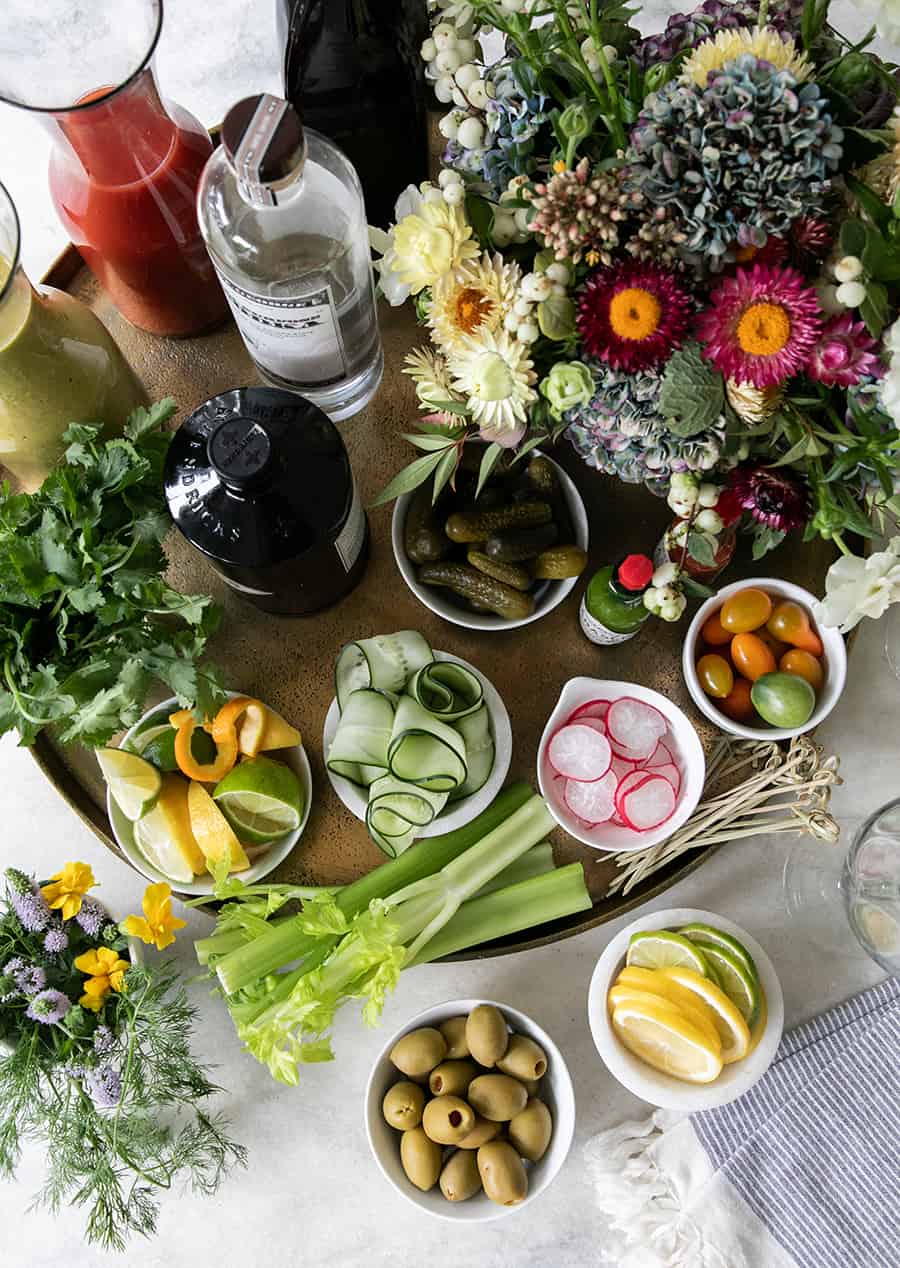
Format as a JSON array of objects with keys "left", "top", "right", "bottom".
[
  {"left": 374, "top": 0, "right": 900, "bottom": 630},
  {"left": 0, "top": 863, "right": 244, "bottom": 1250}
]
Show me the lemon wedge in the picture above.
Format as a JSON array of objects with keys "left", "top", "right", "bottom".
[
  {"left": 133, "top": 774, "right": 205, "bottom": 882},
  {"left": 237, "top": 703, "right": 301, "bottom": 756},
  {"left": 608, "top": 983, "right": 722, "bottom": 1058},
  {"left": 658, "top": 967, "right": 751, "bottom": 1064},
  {"left": 187, "top": 781, "right": 250, "bottom": 873},
  {"left": 611, "top": 996, "right": 724, "bottom": 1084}
]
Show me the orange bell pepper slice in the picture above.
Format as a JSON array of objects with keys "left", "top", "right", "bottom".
[{"left": 169, "top": 695, "right": 259, "bottom": 782}]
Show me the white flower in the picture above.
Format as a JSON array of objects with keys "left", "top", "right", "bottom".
[
  {"left": 873, "top": 0, "right": 900, "bottom": 43},
  {"left": 403, "top": 346, "right": 458, "bottom": 409},
  {"left": 447, "top": 328, "right": 537, "bottom": 443},
  {"left": 428, "top": 251, "right": 522, "bottom": 355},
  {"left": 879, "top": 318, "right": 900, "bottom": 427},
  {"left": 813, "top": 539, "right": 900, "bottom": 633}
]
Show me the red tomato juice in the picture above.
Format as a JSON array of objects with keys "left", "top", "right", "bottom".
[{"left": 48, "top": 74, "right": 228, "bottom": 336}]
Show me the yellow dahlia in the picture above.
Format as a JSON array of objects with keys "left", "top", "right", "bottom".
[
  {"left": 428, "top": 252, "right": 522, "bottom": 356},
  {"left": 390, "top": 200, "right": 479, "bottom": 294},
  {"left": 448, "top": 329, "right": 537, "bottom": 445},
  {"left": 681, "top": 27, "right": 812, "bottom": 87}
]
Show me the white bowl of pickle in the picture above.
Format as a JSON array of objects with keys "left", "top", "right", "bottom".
[{"left": 365, "top": 998, "right": 575, "bottom": 1221}]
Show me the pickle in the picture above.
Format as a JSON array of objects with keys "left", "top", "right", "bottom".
[
  {"left": 532, "top": 544, "right": 588, "bottom": 579},
  {"left": 485, "top": 523, "right": 558, "bottom": 563},
  {"left": 467, "top": 551, "right": 532, "bottom": 592},
  {"left": 418, "top": 563, "right": 536, "bottom": 621},
  {"left": 445, "top": 502, "right": 552, "bottom": 543},
  {"left": 526, "top": 455, "right": 574, "bottom": 541},
  {"left": 404, "top": 485, "right": 451, "bottom": 565}
]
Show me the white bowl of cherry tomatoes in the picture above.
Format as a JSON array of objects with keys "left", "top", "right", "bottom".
[{"left": 683, "top": 578, "right": 847, "bottom": 741}]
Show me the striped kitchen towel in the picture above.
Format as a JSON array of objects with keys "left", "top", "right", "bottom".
[{"left": 585, "top": 978, "right": 899, "bottom": 1268}]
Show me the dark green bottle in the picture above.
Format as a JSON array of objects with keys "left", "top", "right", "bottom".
[{"left": 579, "top": 554, "right": 654, "bottom": 645}]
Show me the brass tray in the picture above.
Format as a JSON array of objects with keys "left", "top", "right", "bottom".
[{"left": 28, "top": 243, "right": 840, "bottom": 959}]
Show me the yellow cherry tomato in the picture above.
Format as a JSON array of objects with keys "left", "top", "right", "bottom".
[
  {"left": 697, "top": 653, "right": 734, "bottom": 699},
  {"left": 701, "top": 611, "right": 732, "bottom": 646},
  {"left": 779, "top": 648, "right": 824, "bottom": 691},
  {"left": 731, "top": 632, "right": 777, "bottom": 683},
  {"left": 720, "top": 587, "right": 773, "bottom": 634},
  {"left": 766, "top": 600, "right": 823, "bottom": 656}
]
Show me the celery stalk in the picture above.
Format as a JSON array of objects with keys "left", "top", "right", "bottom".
[
  {"left": 410, "top": 863, "right": 592, "bottom": 965},
  {"left": 211, "top": 782, "right": 532, "bottom": 997},
  {"left": 473, "top": 842, "right": 554, "bottom": 898}
]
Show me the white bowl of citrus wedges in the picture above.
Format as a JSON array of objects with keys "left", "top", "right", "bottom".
[
  {"left": 96, "top": 693, "right": 312, "bottom": 895},
  {"left": 588, "top": 907, "right": 783, "bottom": 1110}
]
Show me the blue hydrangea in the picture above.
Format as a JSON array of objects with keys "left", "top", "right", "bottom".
[
  {"left": 627, "top": 56, "right": 843, "bottom": 261},
  {"left": 444, "top": 62, "right": 552, "bottom": 198}
]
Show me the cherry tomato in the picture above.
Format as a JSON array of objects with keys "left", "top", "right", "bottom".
[
  {"left": 720, "top": 587, "right": 773, "bottom": 634},
  {"left": 766, "top": 600, "right": 823, "bottom": 656},
  {"left": 697, "top": 653, "right": 734, "bottom": 699},
  {"left": 731, "top": 632, "right": 777, "bottom": 682},
  {"left": 779, "top": 648, "right": 824, "bottom": 691},
  {"left": 701, "top": 611, "right": 733, "bottom": 646},
  {"left": 755, "top": 626, "right": 789, "bottom": 662},
  {"left": 719, "top": 676, "right": 756, "bottom": 723}
]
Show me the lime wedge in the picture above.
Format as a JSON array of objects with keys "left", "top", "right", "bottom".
[
  {"left": 213, "top": 755, "right": 303, "bottom": 845},
  {"left": 96, "top": 747, "right": 162, "bottom": 821},
  {"left": 690, "top": 942, "right": 760, "bottom": 1027},
  {"left": 126, "top": 704, "right": 181, "bottom": 753},
  {"left": 141, "top": 726, "right": 217, "bottom": 773},
  {"left": 626, "top": 930, "right": 711, "bottom": 977},
  {"left": 678, "top": 923, "right": 759, "bottom": 984}
]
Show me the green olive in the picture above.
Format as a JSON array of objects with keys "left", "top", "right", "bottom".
[
  {"left": 521, "top": 1077, "right": 542, "bottom": 1097},
  {"left": 400, "top": 1126, "right": 442, "bottom": 1192},
  {"left": 439, "top": 1015, "right": 470, "bottom": 1060},
  {"left": 477, "top": 1140, "right": 529, "bottom": 1206},
  {"left": 508, "top": 1097, "right": 553, "bottom": 1162},
  {"left": 422, "top": 1094, "right": 475, "bottom": 1146},
  {"left": 455, "top": 1114, "right": 502, "bottom": 1149},
  {"left": 429, "top": 1060, "right": 477, "bottom": 1098},
  {"left": 390, "top": 1027, "right": 447, "bottom": 1079},
  {"left": 439, "top": 1149, "right": 482, "bottom": 1202},
  {"left": 382, "top": 1080, "right": 425, "bottom": 1131},
  {"left": 466, "top": 1004, "right": 509, "bottom": 1067},
  {"left": 496, "top": 1034, "right": 548, "bottom": 1082},
  {"left": 467, "top": 1073, "right": 528, "bottom": 1122}
]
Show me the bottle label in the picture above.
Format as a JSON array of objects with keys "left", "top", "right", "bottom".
[
  {"left": 579, "top": 595, "right": 638, "bottom": 645},
  {"left": 335, "top": 479, "right": 366, "bottom": 572},
  {"left": 217, "top": 273, "right": 348, "bottom": 387}
]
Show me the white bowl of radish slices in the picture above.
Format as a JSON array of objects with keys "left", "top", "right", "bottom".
[{"left": 537, "top": 680, "right": 705, "bottom": 851}]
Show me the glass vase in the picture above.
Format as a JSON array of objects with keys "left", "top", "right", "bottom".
[{"left": 0, "top": 0, "right": 228, "bottom": 336}]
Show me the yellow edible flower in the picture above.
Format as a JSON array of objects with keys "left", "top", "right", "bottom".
[
  {"left": 391, "top": 200, "right": 479, "bottom": 295},
  {"left": 41, "top": 861, "right": 96, "bottom": 921},
  {"left": 74, "top": 946, "right": 130, "bottom": 1012},
  {"left": 681, "top": 28, "right": 812, "bottom": 87},
  {"left": 122, "top": 882, "right": 186, "bottom": 951}
]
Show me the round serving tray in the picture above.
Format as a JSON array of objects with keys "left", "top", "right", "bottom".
[{"left": 25, "top": 218, "right": 844, "bottom": 963}]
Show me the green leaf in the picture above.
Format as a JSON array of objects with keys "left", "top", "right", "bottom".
[
  {"left": 432, "top": 446, "right": 459, "bottom": 504},
  {"left": 686, "top": 531, "right": 718, "bottom": 568},
  {"left": 659, "top": 343, "right": 724, "bottom": 438},
  {"left": 425, "top": 399, "right": 470, "bottom": 417},
  {"left": 537, "top": 295, "right": 575, "bottom": 340},
  {"left": 679, "top": 575, "right": 715, "bottom": 599},
  {"left": 860, "top": 280, "right": 890, "bottom": 337},
  {"left": 401, "top": 432, "right": 460, "bottom": 453},
  {"left": 769, "top": 434, "right": 816, "bottom": 467},
  {"left": 839, "top": 218, "right": 868, "bottom": 258},
  {"left": 465, "top": 193, "right": 494, "bottom": 248},
  {"left": 844, "top": 176, "right": 892, "bottom": 233},
  {"left": 369, "top": 450, "right": 446, "bottom": 507},
  {"left": 476, "top": 443, "right": 503, "bottom": 498},
  {"left": 123, "top": 397, "right": 178, "bottom": 441},
  {"left": 751, "top": 525, "right": 786, "bottom": 560}
]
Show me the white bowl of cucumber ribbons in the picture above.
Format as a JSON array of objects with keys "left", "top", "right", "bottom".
[{"left": 323, "top": 631, "right": 512, "bottom": 857}]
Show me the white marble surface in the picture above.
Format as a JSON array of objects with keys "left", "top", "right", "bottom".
[{"left": 0, "top": 3, "right": 895, "bottom": 1265}]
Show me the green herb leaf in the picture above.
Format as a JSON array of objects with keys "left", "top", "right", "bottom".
[
  {"left": 432, "top": 446, "right": 459, "bottom": 504},
  {"left": 476, "top": 443, "right": 504, "bottom": 498},
  {"left": 751, "top": 525, "right": 786, "bottom": 560},
  {"left": 369, "top": 450, "right": 446, "bottom": 507},
  {"left": 659, "top": 343, "right": 725, "bottom": 437},
  {"left": 679, "top": 575, "right": 715, "bottom": 599}
]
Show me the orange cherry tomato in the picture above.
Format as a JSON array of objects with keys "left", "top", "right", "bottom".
[
  {"left": 720, "top": 587, "right": 773, "bottom": 634},
  {"left": 718, "top": 676, "right": 755, "bottom": 723},
  {"left": 766, "top": 600, "right": 823, "bottom": 656},
  {"left": 755, "top": 626, "right": 789, "bottom": 662},
  {"left": 701, "top": 611, "right": 733, "bottom": 646},
  {"left": 697, "top": 653, "right": 734, "bottom": 699},
  {"left": 731, "top": 632, "right": 777, "bottom": 682},
  {"left": 779, "top": 648, "right": 824, "bottom": 691}
]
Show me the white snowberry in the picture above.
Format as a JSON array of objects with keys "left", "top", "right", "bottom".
[
  {"left": 432, "top": 23, "right": 457, "bottom": 51},
  {"left": 521, "top": 272, "right": 553, "bottom": 302},
  {"left": 504, "top": 311, "right": 520, "bottom": 333},
  {"left": 442, "top": 181, "right": 465, "bottom": 206},
  {"left": 438, "top": 166, "right": 462, "bottom": 187},
  {"left": 435, "top": 47, "right": 462, "bottom": 75},
  {"left": 546, "top": 262, "right": 570, "bottom": 285},
  {"left": 833, "top": 255, "right": 863, "bottom": 283},
  {"left": 835, "top": 280, "right": 867, "bottom": 308},
  {"left": 513, "top": 296, "right": 533, "bottom": 318},
  {"left": 695, "top": 508, "right": 724, "bottom": 534},
  {"left": 456, "top": 38, "right": 476, "bottom": 62},
  {"left": 420, "top": 38, "right": 437, "bottom": 62},
  {"left": 652, "top": 562, "right": 678, "bottom": 587},
  {"left": 466, "top": 79, "right": 491, "bottom": 110},
  {"left": 434, "top": 76, "right": 455, "bottom": 103},
  {"left": 517, "top": 321, "right": 539, "bottom": 343},
  {"left": 696, "top": 482, "right": 720, "bottom": 508},
  {"left": 438, "top": 112, "right": 463, "bottom": 141},
  {"left": 492, "top": 211, "right": 516, "bottom": 246},
  {"left": 454, "top": 62, "right": 480, "bottom": 92},
  {"left": 457, "top": 116, "right": 485, "bottom": 150}
]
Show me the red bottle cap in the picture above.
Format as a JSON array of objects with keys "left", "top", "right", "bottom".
[{"left": 617, "top": 554, "right": 654, "bottom": 591}]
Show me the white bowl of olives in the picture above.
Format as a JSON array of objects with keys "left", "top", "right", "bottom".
[{"left": 365, "top": 998, "right": 575, "bottom": 1221}]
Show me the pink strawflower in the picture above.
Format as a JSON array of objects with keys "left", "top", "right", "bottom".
[
  {"left": 696, "top": 265, "right": 823, "bottom": 388},
  {"left": 806, "top": 314, "right": 883, "bottom": 387},
  {"left": 725, "top": 463, "right": 810, "bottom": 533},
  {"left": 576, "top": 260, "right": 693, "bottom": 373}
]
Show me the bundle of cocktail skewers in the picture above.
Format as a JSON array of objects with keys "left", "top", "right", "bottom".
[{"left": 606, "top": 736, "right": 842, "bottom": 897}]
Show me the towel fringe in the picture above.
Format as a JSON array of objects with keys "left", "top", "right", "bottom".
[{"left": 585, "top": 1110, "right": 731, "bottom": 1268}]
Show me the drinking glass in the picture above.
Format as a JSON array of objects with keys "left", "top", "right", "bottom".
[{"left": 783, "top": 799, "right": 900, "bottom": 972}]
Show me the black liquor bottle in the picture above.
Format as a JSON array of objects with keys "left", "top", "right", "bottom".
[
  {"left": 276, "top": 0, "right": 429, "bottom": 228},
  {"left": 164, "top": 386, "right": 369, "bottom": 615}
]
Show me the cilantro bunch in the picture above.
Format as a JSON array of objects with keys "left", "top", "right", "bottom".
[{"left": 0, "top": 400, "right": 224, "bottom": 747}]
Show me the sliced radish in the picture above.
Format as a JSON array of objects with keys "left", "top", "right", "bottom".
[
  {"left": 569, "top": 698, "right": 611, "bottom": 724},
  {"left": 607, "top": 697, "right": 668, "bottom": 756},
  {"left": 610, "top": 755, "right": 639, "bottom": 784},
  {"left": 575, "top": 717, "right": 609, "bottom": 738},
  {"left": 621, "top": 775, "right": 676, "bottom": 831},
  {"left": 646, "top": 739, "right": 675, "bottom": 768},
  {"left": 564, "top": 770, "right": 617, "bottom": 824},
  {"left": 614, "top": 769, "right": 656, "bottom": 821},
  {"left": 609, "top": 732, "right": 658, "bottom": 764},
  {"left": 547, "top": 724, "right": 612, "bottom": 781},
  {"left": 652, "top": 762, "right": 681, "bottom": 794}
]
